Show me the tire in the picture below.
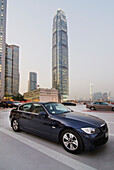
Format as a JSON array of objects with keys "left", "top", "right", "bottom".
[
  {"left": 90, "top": 106, "right": 95, "bottom": 111},
  {"left": 112, "top": 107, "right": 114, "bottom": 111},
  {"left": 12, "top": 119, "right": 20, "bottom": 132},
  {"left": 60, "top": 129, "right": 84, "bottom": 154}
]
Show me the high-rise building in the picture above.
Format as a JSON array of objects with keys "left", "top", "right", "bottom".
[
  {"left": 5, "top": 44, "right": 19, "bottom": 96},
  {"left": 52, "top": 9, "right": 69, "bottom": 101},
  {"left": 0, "top": 0, "right": 7, "bottom": 100},
  {"left": 90, "top": 83, "right": 93, "bottom": 101},
  {"left": 5, "top": 44, "right": 12, "bottom": 96},
  {"left": 10, "top": 45, "right": 19, "bottom": 96},
  {"left": 28, "top": 72, "right": 37, "bottom": 92}
]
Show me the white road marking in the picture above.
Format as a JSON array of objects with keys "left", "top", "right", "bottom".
[
  {"left": 0, "top": 127, "right": 96, "bottom": 170},
  {"left": 107, "top": 122, "right": 114, "bottom": 124},
  {"left": 110, "top": 134, "right": 114, "bottom": 137}
]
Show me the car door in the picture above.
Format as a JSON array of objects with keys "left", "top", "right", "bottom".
[
  {"left": 17, "top": 103, "right": 33, "bottom": 129},
  {"left": 28, "top": 103, "right": 52, "bottom": 138},
  {"left": 93, "top": 102, "right": 101, "bottom": 110},
  {"left": 102, "top": 102, "right": 110, "bottom": 110}
]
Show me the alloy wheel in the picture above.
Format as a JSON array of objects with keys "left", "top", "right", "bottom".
[
  {"left": 13, "top": 119, "right": 19, "bottom": 131},
  {"left": 62, "top": 132, "right": 78, "bottom": 151},
  {"left": 90, "top": 107, "right": 95, "bottom": 111}
]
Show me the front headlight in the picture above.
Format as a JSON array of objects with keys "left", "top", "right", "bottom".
[{"left": 81, "top": 127, "right": 96, "bottom": 134}]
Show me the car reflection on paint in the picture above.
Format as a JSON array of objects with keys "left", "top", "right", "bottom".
[{"left": 9, "top": 102, "right": 108, "bottom": 154}]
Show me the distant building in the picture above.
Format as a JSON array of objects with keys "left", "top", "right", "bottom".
[
  {"left": 93, "top": 92, "right": 108, "bottom": 101},
  {"left": 28, "top": 72, "right": 37, "bottom": 92},
  {"left": 102, "top": 93, "right": 108, "bottom": 101},
  {"left": 52, "top": 9, "right": 69, "bottom": 101},
  {"left": 5, "top": 44, "right": 19, "bottom": 96},
  {"left": 93, "top": 92, "right": 102, "bottom": 101},
  {"left": 24, "top": 88, "right": 58, "bottom": 102},
  {"left": 0, "top": 0, "right": 7, "bottom": 100},
  {"left": 90, "top": 83, "right": 93, "bottom": 101}
]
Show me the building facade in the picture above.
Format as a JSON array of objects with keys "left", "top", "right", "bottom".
[
  {"left": 5, "top": 44, "right": 19, "bottom": 96},
  {"left": 90, "top": 83, "right": 94, "bottom": 101},
  {"left": 0, "top": 0, "right": 7, "bottom": 100},
  {"left": 24, "top": 88, "right": 58, "bottom": 102},
  {"left": 102, "top": 93, "right": 108, "bottom": 101},
  {"left": 5, "top": 44, "right": 12, "bottom": 96},
  {"left": 52, "top": 9, "right": 69, "bottom": 101},
  {"left": 93, "top": 92, "right": 102, "bottom": 101},
  {"left": 28, "top": 72, "right": 37, "bottom": 92},
  {"left": 10, "top": 45, "right": 19, "bottom": 96},
  {"left": 93, "top": 92, "right": 108, "bottom": 101}
]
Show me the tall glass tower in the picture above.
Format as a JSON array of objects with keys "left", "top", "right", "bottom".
[
  {"left": 28, "top": 72, "right": 37, "bottom": 92},
  {"left": 52, "top": 9, "right": 69, "bottom": 101},
  {"left": 0, "top": 0, "right": 7, "bottom": 100},
  {"left": 5, "top": 44, "right": 19, "bottom": 96}
]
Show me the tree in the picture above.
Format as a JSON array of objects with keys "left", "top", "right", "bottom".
[{"left": 12, "top": 93, "right": 26, "bottom": 101}]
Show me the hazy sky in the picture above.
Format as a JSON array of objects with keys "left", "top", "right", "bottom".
[{"left": 6, "top": 0, "right": 114, "bottom": 100}]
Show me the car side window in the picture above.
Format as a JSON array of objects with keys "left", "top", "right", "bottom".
[
  {"left": 102, "top": 102, "right": 108, "bottom": 105},
  {"left": 33, "top": 104, "right": 45, "bottom": 114},
  {"left": 94, "top": 102, "right": 99, "bottom": 105},
  {"left": 19, "top": 104, "right": 33, "bottom": 112}
]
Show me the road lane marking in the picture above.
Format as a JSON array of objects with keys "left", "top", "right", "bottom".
[
  {"left": 107, "top": 122, "right": 114, "bottom": 124},
  {"left": 0, "top": 127, "right": 96, "bottom": 170},
  {"left": 110, "top": 134, "right": 114, "bottom": 137}
]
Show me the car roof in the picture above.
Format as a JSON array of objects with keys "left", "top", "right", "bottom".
[{"left": 22, "top": 102, "right": 58, "bottom": 105}]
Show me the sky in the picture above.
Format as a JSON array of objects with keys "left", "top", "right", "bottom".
[{"left": 6, "top": 0, "right": 114, "bottom": 100}]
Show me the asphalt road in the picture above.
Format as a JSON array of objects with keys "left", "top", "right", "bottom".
[{"left": 0, "top": 105, "right": 114, "bottom": 170}]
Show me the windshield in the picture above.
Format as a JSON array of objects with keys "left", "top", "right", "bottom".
[{"left": 44, "top": 103, "right": 71, "bottom": 115}]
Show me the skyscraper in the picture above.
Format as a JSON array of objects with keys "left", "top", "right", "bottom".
[
  {"left": 10, "top": 45, "right": 19, "bottom": 96},
  {"left": 5, "top": 44, "right": 19, "bottom": 96},
  {"left": 5, "top": 44, "right": 13, "bottom": 96},
  {"left": 90, "top": 83, "right": 93, "bottom": 101},
  {"left": 0, "top": 0, "right": 7, "bottom": 100},
  {"left": 28, "top": 72, "right": 37, "bottom": 92},
  {"left": 52, "top": 9, "right": 69, "bottom": 101}
]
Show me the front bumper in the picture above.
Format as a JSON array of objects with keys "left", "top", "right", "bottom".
[
  {"left": 82, "top": 132, "right": 108, "bottom": 151},
  {"left": 79, "top": 124, "right": 108, "bottom": 151}
]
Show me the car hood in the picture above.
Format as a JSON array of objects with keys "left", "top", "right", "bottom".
[{"left": 57, "top": 111, "right": 105, "bottom": 127}]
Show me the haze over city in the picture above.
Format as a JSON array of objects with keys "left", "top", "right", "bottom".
[{"left": 6, "top": 0, "right": 114, "bottom": 100}]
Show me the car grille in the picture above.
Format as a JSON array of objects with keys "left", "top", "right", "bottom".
[
  {"left": 100, "top": 123, "right": 107, "bottom": 132},
  {"left": 94, "top": 136, "right": 108, "bottom": 147}
]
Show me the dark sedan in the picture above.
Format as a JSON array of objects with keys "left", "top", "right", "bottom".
[
  {"left": 62, "top": 101, "right": 76, "bottom": 106},
  {"left": 0, "top": 101, "right": 14, "bottom": 108},
  {"left": 9, "top": 102, "right": 108, "bottom": 154}
]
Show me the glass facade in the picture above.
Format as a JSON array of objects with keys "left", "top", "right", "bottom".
[
  {"left": 5, "top": 45, "right": 19, "bottom": 96},
  {"left": 5, "top": 45, "right": 12, "bottom": 95},
  {"left": 52, "top": 9, "right": 69, "bottom": 100},
  {"left": 11, "top": 45, "right": 19, "bottom": 96},
  {"left": 28, "top": 72, "right": 37, "bottom": 92},
  {"left": 0, "top": 0, "right": 7, "bottom": 100}
]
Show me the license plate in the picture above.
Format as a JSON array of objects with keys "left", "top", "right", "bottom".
[
  {"left": 105, "top": 132, "right": 108, "bottom": 138},
  {"left": 8, "top": 104, "right": 11, "bottom": 106}
]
